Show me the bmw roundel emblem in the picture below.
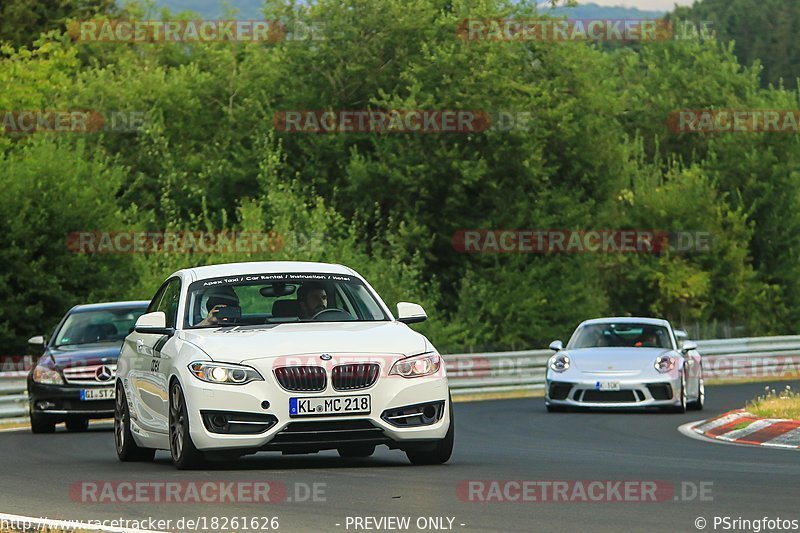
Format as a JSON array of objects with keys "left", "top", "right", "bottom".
[{"left": 320, "top": 354, "right": 332, "bottom": 361}]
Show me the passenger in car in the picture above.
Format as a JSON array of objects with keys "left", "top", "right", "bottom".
[{"left": 197, "top": 286, "right": 240, "bottom": 326}]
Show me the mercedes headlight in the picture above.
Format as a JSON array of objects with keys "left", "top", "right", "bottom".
[
  {"left": 389, "top": 353, "right": 442, "bottom": 378},
  {"left": 189, "top": 362, "right": 263, "bottom": 385},
  {"left": 32, "top": 360, "right": 64, "bottom": 385},
  {"left": 654, "top": 355, "right": 676, "bottom": 374},
  {"left": 549, "top": 354, "right": 570, "bottom": 373}
]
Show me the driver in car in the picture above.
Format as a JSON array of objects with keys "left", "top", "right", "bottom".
[
  {"left": 197, "top": 286, "right": 241, "bottom": 326},
  {"left": 635, "top": 329, "right": 659, "bottom": 348},
  {"left": 298, "top": 281, "right": 328, "bottom": 319}
]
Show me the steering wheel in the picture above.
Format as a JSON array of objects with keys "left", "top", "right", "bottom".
[{"left": 311, "top": 308, "right": 354, "bottom": 321}]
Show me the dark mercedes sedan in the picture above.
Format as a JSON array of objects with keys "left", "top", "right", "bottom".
[{"left": 27, "top": 301, "right": 149, "bottom": 433}]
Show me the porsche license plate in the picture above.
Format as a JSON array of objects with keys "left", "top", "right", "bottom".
[
  {"left": 596, "top": 381, "right": 621, "bottom": 391},
  {"left": 80, "top": 387, "right": 115, "bottom": 401},
  {"left": 289, "top": 395, "right": 370, "bottom": 417}
]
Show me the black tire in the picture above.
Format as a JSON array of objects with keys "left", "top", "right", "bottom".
[
  {"left": 114, "top": 382, "right": 155, "bottom": 462},
  {"left": 30, "top": 408, "right": 55, "bottom": 434},
  {"left": 688, "top": 375, "right": 705, "bottom": 411},
  {"left": 406, "top": 400, "right": 454, "bottom": 465},
  {"left": 169, "top": 381, "right": 204, "bottom": 470},
  {"left": 337, "top": 445, "right": 376, "bottom": 458},
  {"left": 66, "top": 417, "right": 89, "bottom": 432}
]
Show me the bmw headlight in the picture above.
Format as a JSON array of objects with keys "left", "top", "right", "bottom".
[
  {"left": 32, "top": 361, "right": 64, "bottom": 385},
  {"left": 189, "top": 362, "right": 263, "bottom": 385},
  {"left": 389, "top": 352, "right": 442, "bottom": 378},
  {"left": 654, "top": 355, "right": 676, "bottom": 373},
  {"left": 549, "top": 354, "right": 570, "bottom": 373}
]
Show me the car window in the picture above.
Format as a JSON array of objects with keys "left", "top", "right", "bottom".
[
  {"left": 335, "top": 285, "right": 358, "bottom": 316},
  {"left": 344, "top": 283, "right": 385, "bottom": 320},
  {"left": 568, "top": 323, "right": 673, "bottom": 349},
  {"left": 54, "top": 307, "right": 147, "bottom": 347},
  {"left": 154, "top": 278, "right": 181, "bottom": 328},
  {"left": 147, "top": 282, "right": 168, "bottom": 314},
  {"left": 185, "top": 273, "right": 389, "bottom": 327}
]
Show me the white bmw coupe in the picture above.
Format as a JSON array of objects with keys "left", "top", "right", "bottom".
[{"left": 114, "top": 261, "right": 453, "bottom": 469}]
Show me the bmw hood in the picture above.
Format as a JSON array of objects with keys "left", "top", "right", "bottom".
[
  {"left": 560, "top": 347, "right": 678, "bottom": 373},
  {"left": 179, "top": 321, "right": 430, "bottom": 363}
]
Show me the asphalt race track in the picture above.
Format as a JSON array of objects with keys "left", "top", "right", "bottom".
[{"left": 2, "top": 382, "right": 799, "bottom": 533}]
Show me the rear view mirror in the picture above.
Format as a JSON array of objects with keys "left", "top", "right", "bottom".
[
  {"left": 260, "top": 283, "right": 296, "bottom": 297},
  {"left": 549, "top": 340, "right": 563, "bottom": 351}
]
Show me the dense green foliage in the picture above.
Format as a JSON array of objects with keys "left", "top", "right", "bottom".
[
  {"left": 0, "top": 0, "right": 117, "bottom": 48},
  {"left": 1, "top": 0, "right": 799, "bottom": 355},
  {"left": 673, "top": 0, "right": 800, "bottom": 89}
]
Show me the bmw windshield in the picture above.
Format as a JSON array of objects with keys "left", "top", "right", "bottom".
[
  {"left": 568, "top": 323, "right": 674, "bottom": 350},
  {"left": 185, "top": 273, "right": 389, "bottom": 328}
]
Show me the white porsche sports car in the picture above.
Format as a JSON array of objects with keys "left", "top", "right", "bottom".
[
  {"left": 114, "top": 261, "right": 453, "bottom": 469},
  {"left": 545, "top": 317, "right": 704, "bottom": 413}
]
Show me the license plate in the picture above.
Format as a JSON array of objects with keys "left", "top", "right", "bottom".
[
  {"left": 289, "top": 395, "right": 370, "bottom": 417},
  {"left": 596, "top": 381, "right": 621, "bottom": 391},
  {"left": 80, "top": 388, "right": 115, "bottom": 401}
]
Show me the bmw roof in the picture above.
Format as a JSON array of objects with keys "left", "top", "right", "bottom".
[
  {"left": 178, "top": 261, "right": 357, "bottom": 281},
  {"left": 69, "top": 300, "right": 150, "bottom": 313}
]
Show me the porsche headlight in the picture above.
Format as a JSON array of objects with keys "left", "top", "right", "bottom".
[
  {"left": 389, "top": 353, "right": 442, "bottom": 378},
  {"left": 654, "top": 355, "right": 676, "bottom": 373},
  {"left": 189, "top": 362, "right": 263, "bottom": 385},
  {"left": 32, "top": 362, "right": 64, "bottom": 385},
  {"left": 549, "top": 354, "right": 570, "bottom": 373}
]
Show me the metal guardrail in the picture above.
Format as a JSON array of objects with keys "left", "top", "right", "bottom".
[
  {"left": 0, "top": 371, "right": 28, "bottom": 419},
  {"left": 2, "top": 335, "right": 800, "bottom": 420},
  {"left": 444, "top": 335, "right": 800, "bottom": 396}
]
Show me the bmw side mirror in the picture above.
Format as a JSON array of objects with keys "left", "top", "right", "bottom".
[
  {"left": 134, "top": 311, "right": 175, "bottom": 336},
  {"left": 397, "top": 302, "right": 427, "bottom": 324},
  {"left": 549, "top": 340, "right": 563, "bottom": 351}
]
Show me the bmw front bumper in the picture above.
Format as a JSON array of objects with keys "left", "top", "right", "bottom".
[{"left": 172, "top": 362, "right": 451, "bottom": 453}]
